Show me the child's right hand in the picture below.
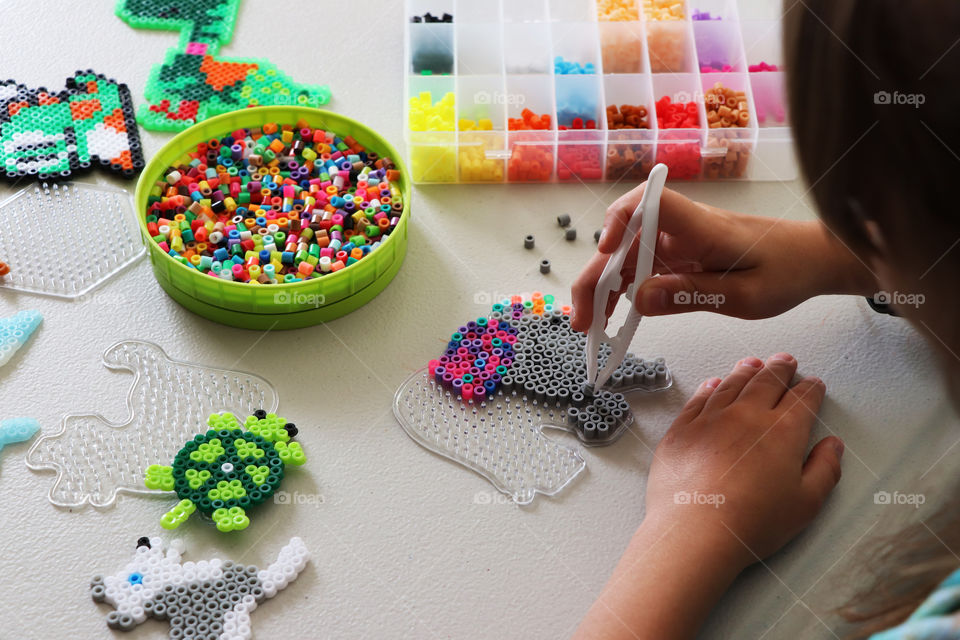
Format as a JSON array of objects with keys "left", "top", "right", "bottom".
[
  {"left": 645, "top": 354, "right": 842, "bottom": 566},
  {"left": 573, "top": 354, "right": 843, "bottom": 640},
  {"left": 570, "top": 183, "right": 876, "bottom": 331}
]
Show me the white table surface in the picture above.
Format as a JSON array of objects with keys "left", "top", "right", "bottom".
[{"left": 1, "top": 1, "right": 956, "bottom": 638}]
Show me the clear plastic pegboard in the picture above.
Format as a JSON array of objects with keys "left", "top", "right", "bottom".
[
  {"left": 25, "top": 340, "right": 278, "bottom": 508},
  {"left": 394, "top": 297, "right": 672, "bottom": 504},
  {"left": 0, "top": 182, "right": 144, "bottom": 298}
]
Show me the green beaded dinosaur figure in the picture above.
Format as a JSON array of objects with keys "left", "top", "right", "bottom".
[
  {"left": 144, "top": 410, "right": 306, "bottom": 532},
  {"left": 116, "top": 0, "right": 331, "bottom": 131}
]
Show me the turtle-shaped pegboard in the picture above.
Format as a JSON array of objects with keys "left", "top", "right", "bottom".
[{"left": 144, "top": 410, "right": 306, "bottom": 532}]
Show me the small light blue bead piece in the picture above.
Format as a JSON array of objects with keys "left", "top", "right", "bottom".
[
  {"left": 0, "top": 309, "right": 42, "bottom": 367},
  {"left": 0, "top": 417, "right": 40, "bottom": 455}
]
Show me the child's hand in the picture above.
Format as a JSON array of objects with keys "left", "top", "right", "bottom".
[
  {"left": 647, "top": 353, "right": 842, "bottom": 568},
  {"left": 570, "top": 183, "right": 876, "bottom": 331},
  {"left": 573, "top": 355, "right": 842, "bottom": 640}
]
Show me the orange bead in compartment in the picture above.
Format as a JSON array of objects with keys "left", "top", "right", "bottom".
[{"left": 507, "top": 110, "right": 554, "bottom": 182}]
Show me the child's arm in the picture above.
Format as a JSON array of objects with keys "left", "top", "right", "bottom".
[
  {"left": 571, "top": 185, "right": 876, "bottom": 331},
  {"left": 573, "top": 355, "right": 843, "bottom": 640}
]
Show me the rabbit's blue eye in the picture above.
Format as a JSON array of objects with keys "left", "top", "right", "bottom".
[{"left": 127, "top": 573, "right": 143, "bottom": 585}]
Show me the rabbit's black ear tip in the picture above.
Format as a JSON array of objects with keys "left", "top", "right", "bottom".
[{"left": 136, "top": 537, "right": 151, "bottom": 549}]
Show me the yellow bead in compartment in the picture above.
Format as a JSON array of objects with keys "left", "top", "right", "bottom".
[
  {"left": 458, "top": 120, "right": 504, "bottom": 183},
  {"left": 408, "top": 91, "right": 456, "bottom": 132},
  {"left": 410, "top": 136, "right": 457, "bottom": 183},
  {"left": 409, "top": 91, "right": 457, "bottom": 182}
]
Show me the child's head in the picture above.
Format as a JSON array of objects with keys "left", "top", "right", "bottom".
[
  {"left": 784, "top": 5, "right": 960, "bottom": 635},
  {"left": 784, "top": 0, "right": 960, "bottom": 403}
]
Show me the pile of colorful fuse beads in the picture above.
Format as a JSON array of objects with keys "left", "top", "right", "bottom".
[
  {"left": 427, "top": 293, "right": 575, "bottom": 402},
  {"left": 144, "top": 121, "right": 404, "bottom": 283},
  {"left": 428, "top": 317, "right": 519, "bottom": 402}
]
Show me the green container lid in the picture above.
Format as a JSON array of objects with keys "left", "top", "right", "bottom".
[{"left": 135, "top": 107, "right": 411, "bottom": 330}]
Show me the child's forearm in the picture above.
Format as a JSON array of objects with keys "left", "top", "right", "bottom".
[
  {"left": 573, "top": 515, "right": 746, "bottom": 640},
  {"left": 808, "top": 221, "right": 878, "bottom": 298}
]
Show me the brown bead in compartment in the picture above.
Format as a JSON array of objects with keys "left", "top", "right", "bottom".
[
  {"left": 702, "top": 82, "right": 751, "bottom": 178},
  {"left": 605, "top": 104, "right": 653, "bottom": 181},
  {"left": 606, "top": 104, "right": 649, "bottom": 130},
  {"left": 702, "top": 136, "right": 751, "bottom": 179},
  {"left": 606, "top": 144, "right": 655, "bottom": 181}
]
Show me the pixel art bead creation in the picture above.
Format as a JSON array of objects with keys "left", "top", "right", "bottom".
[
  {"left": 91, "top": 535, "right": 309, "bottom": 638},
  {"left": 0, "top": 71, "right": 144, "bottom": 182},
  {"left": 145, "top": 410, "right": 306, "bottom": 532},
  {"left": 404, "top": 0, "right": 793, "bottom": 183},
  {"left": 394, "top": 294, "right": 672, "bottom": 505},
  {"left": 117, "top": 0, "right": 332, "bottom": 131}
]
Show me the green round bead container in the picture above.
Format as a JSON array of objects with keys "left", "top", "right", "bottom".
[{"left": 135, "top": 107, "right": 411, "bottom": 330}]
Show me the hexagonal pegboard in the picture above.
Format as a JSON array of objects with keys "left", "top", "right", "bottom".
[{"left": 0, "top": 182, "right": 144, "bottom": 298}]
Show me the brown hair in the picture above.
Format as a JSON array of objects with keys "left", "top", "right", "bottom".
[
  {"left": 784, "top": 1, "right": 960, "bottom": 637},
  {"left": 838, "top": 500, "right": 960, "bottom": 638},
  {"left": 784, "top": 0, "right": 960, "bottom": 337},
  {"left": 835, "top": 498, "right": 960, "bottom": 638}
]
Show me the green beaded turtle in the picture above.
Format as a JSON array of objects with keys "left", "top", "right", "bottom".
[{"left": 144, "top": 410, "right": 306, "bottom": 532}]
